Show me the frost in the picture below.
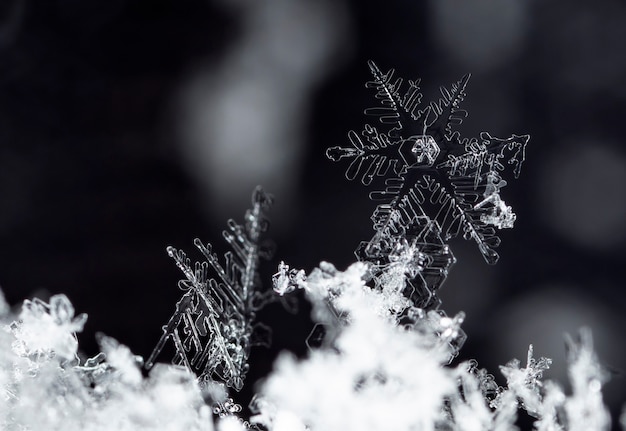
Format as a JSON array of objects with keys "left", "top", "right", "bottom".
[
  {"left": 146, "top": 186, "right": 276, "bottom": 391},
  {"left": 0, "top": 293, "right": 218, "bottom": 431},
  {"left": 258, "top": 261, "right": 467, "bottom": 431},
  {"left": 272, "top": 261, "right": 306, "bottom": 296},
  {"left": 11, "top": 295, "right": 86, "bottom": 361},
  {"left": 255, "top": 280, "right": 456, "bottom": 431},
  {"left": 273, "top": 242, "right": 465, "bottom": 358},
  {"left": 449, "top": 363, "right": 516, "bottom": 431},
  {"left": 474, "top": 172, "right": 516, "bottom": 229},
  {"left": 97, "top": 333, "right": 144, "bottom": 387},
  {"left": 260, "top": 259, "right": 615, "bottom": 431},
  {"left": 492, "top": 331, "right": 611, "bottom": 431},
  {"left": 499, "top": 344, "right": 552, "bottom": 416}
]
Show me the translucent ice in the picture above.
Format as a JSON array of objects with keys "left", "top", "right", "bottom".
[
  {"left": 327, "top": 61, "right": 529, "bottom": 267},
  {"left": 146, "top": 186, "right": 276, "bottom": 391}
]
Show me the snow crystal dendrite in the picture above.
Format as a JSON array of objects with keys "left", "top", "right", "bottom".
[
  {"left": 327, "top": 61, "right": 529, "bottom": 268},
  {"left": 146, "top": 186, "right": 276, "bottom": 392}
]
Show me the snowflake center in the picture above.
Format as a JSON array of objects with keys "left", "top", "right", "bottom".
[{"left": 409, "top": 135, "right": 440, "bottom": 167}]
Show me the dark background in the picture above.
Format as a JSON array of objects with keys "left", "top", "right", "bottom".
[{"left": 1, "top": 0, "right": 625, "bottom": 426}]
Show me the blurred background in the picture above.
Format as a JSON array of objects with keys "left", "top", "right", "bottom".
[{"left": 0, "top": 0, "right": 625, "bottom": 426}]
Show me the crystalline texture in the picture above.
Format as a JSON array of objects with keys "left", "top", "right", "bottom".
[
  {"left": 258, "top": 264, "right": 457, "bottom": 431},
  {"left": 273, "top": 261, "right": 306, "bottom": 296},
  {"left": 258, "top": 62, "right": 534, "bottom": 421},
  {"left": 499, "top": 344, "right": 552, "bottom": 416},
  {"left": 327, "top": 61, "right": 529, "bottom": 270},
  {"left": 1, "top": 291, "right": 220, "bottom": 431},
  {"left": 410, "top": 135, "right": 440, "bottom": 167},
  {"left": 322, "top": 61, "right": 529, "bottom": 356},
  {"left": 11, "top": 295, "right": 87, "bottom": 361},
  {"left": 146, "top": 186, "right": 275, "bottom": 391}
]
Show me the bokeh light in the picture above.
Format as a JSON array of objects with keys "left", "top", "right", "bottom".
[
  {"left": 428, "top": 0, "right": 528, "bottom": 72},
  {"left": 536, "top": 139, "right": 626, "bottom": 250},
  {"left": 174, "top": 0, "right": 350, "bottom": 226}
]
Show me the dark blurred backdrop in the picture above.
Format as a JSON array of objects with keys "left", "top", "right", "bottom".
[{"left": 1, "top": 0, "right": 625, "bottom": 425}]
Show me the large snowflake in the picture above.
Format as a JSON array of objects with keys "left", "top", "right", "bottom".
[{"left": 327, "top": 61, "right": 529, "bottom": 310}]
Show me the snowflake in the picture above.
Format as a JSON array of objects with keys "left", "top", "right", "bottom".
[
  {"left": 146, "top": 187, "right": 276, "bottom": 391},
  {"left": 327, "top": 61, "right": 529, "bottom": 269}
]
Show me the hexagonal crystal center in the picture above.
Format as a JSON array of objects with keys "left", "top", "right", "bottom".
[{"left": 410, "top": 135, "right": 440, "bottom": 166}]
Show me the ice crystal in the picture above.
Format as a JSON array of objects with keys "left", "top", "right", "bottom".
[
  {"left": 492, "top": 330, "right": 611, "bottom": 431},
  {"left": 3, "top": 285, "right": 608, "bottom": 431},
  {"left": 262, "top": 261, "right": 614, "bottom": 431},
  {"left": 449, "top": 362, "right": 509, "bottom": 431},
  {"left": 499, "top": 344, "right": 552, "bottom": 416},
  {"left": 272, "top": 261, "right": 306, "bottom": 297},
  {"left": 258, "top": 264, "right": 456, "bottom": 431},
  {"left": 327, "top": 61, "right": 529, "bottom": 268},
  {"left": 263, "top": 261, "right": 484, "bottom": 431},
  {"left": 146, "top": 186, "right": 275, "bottom": 391},
  {"left": 10, "top": 295, "right": 87, "bottom": 361},
  {"left": 273, "top": 260, "right": 466, "bottom": 365},
  {"left": 1, "top": 292, "right": 218, "bottom": 431}
]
